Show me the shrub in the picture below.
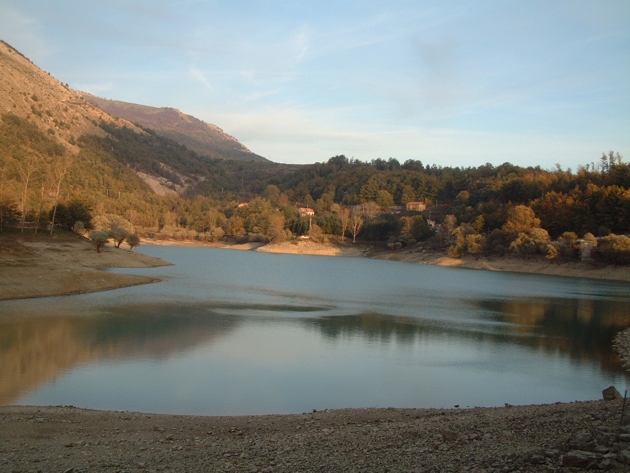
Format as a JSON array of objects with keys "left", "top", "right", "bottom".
[{"left": 599, "top": 234, "right": 630, "bottom": 265}]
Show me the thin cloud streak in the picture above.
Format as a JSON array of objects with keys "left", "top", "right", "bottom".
[{"left": 0, "top": 0, "right": 628, "bottom": 168}]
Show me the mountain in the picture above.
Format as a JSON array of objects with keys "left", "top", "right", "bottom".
[
  {"left": 82, "top": 94, "right": 267, "bottom": 163},
  {"left": 0, "top": 40, "right": 292, "bottom": 205},
  {"left": 0, "top": 40, "right": 142, "bottom": 147}
]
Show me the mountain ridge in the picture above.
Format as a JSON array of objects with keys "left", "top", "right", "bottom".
[{"left": 82, "top": 94, "right": 268, "bottom": 163}]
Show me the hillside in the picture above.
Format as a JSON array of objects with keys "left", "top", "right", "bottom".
[
  {"left": 82, "top": 94, "right": 267, "bottom": 163},
  {"left": 0, "top": 41, "right": 142, "bottom": 148},
  {"left": 0, "top": 40, "right": 292, "bottom": 208}
]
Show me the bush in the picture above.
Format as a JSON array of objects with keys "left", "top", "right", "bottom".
[{"left": 599, "top": 234, "right": 630, "bottom": 265}]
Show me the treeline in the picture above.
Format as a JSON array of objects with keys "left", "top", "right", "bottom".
[
  {"left": 268, "top": 153, "right": 630, "bottom": 237},
  {"left": 1, "top": 112, "right": 629, "bottom": 264}
]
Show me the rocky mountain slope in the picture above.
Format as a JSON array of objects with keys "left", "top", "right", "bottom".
[
  {"left": 0, "top": 40, "right": 141, "bottom": 150},
  {"left": 0, "top": 40, "right": 286, "bottom": 203},
  {"left": 82, "top": 94, "right": 267, "bottom": 163}
]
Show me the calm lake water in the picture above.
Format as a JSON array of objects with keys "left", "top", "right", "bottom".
[{"left": 1, "top": 246, "right": 630, "bottom": 416}]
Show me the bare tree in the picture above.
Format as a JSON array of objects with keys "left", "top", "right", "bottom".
[
  {"left": 0, "top": 155, "right": 9, "bottom": 232},
  {"left": 14, "top": 152, "right": 41, "bottom": 231},
  {"left": 49, "top": 156, "right": 72, "bottom": 235},
  {"left": 338, "top": 206, "right": 351, "bottom": 242},
  {"left": 34, "top": 180, "right": 49, "bottom": 234},
  {"left": 350, "top": 212, "right": 364, "bottom": 243},
  {"left": 361, "top": 201, "right": 380, "bottom": 220}
]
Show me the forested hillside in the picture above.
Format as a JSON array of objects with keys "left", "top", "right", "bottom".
[{"left": 1, "top": 40, "right": 629, "bottom": 265}]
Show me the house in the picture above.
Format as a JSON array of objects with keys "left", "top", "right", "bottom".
[
  {"left": 299, "top": 207, "right": 315, "bottom": 218},
  {"left": 237, "top": 203, "right": 249, "bottom": 208},
  {"left": 406, "top": 201, "right": 426, "bottom": 212}
]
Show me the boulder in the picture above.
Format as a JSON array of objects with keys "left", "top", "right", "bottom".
[
  {"left": 561, "top": 450, "right": 599, "bottom": 468},
  {"left": 602, "top": 386, "right": 622, "bottom": 401}
]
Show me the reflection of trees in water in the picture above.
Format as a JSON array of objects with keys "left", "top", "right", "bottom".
[
  {"left": 305, "top": 296, "right": 630, "bottom": 374},
  {"left": 477, "top": 297, "right": 630, "bottom": 373},
  {"left": 0, "top": 303, "right": 240, "bottom": 405}
]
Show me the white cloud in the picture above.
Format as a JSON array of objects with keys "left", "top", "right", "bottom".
[
  {"left": 189, "top": 67, "right": 215, "bottom": 92},
  {"left": 190, "top": 106, "right": 614, "bottom": 169}
]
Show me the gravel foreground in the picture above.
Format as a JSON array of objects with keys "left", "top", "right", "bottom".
[{"left": 3, "top": 400, "right": 630, "bottom": 473}]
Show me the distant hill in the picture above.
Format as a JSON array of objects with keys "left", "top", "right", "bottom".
[{"left": 82, "top": 94, "right": 268, "bottom": 163}]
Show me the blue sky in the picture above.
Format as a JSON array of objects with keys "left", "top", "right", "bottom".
[{"left": 1, "top": 1, "right": 629, "bottom": 169}]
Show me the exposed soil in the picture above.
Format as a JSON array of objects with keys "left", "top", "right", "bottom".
[
  {"left": 0, "top": 232, "right": 170, "bottom": 301},
  {"left": 369, "top": 247, "right": 630, "bottom": 283},
  {"left": 3, "top": 399, "right": 630, "bottom": 472}
]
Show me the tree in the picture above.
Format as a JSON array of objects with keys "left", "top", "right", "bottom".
[
  {"left": 89, "top": 230, "right": 110, "bottom": 253},
  {"left": 502, "top": 205, "right": 541, "bottom": 235},
  {"left": 52, "top": 199, "right": 93, "bottom": 232},
  {"left": 265, "top": 213, "right": 287, "bottom": 243},
  {"left": 108, "top": 223, "right": 130, "bottom": 248},
  {"left": 349, "top": 212, "right": 364, "bottom": 243},
  {"left": 49, "top": 156, "right": 72, "bottom": 235},
  {"left": 126, "top": 233, "right": 140, "bottom": 250},
  {"left": 361, "top": 201, "right": 380, "bottom": 220},
  {"left": 13, "top": 152, "right": 41, "bottom": 229},
  {"left": 0, "top": 199, "right": 19, "bottom": 232},
  {"left": 376, "top": 190, "right": 394, "bottom": 208},
  {"left": 263, "top": 185, "right": 281, "bottom": 205},
  {"left": 600, "top": 234, "right": 630, "bottom": 265},
  {"left": 338, "top": 207, "right": 351, "bottom": 242}
]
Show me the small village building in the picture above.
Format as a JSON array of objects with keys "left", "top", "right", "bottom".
[
  {"left": 406, "top": 201, "right": 426, "bottom": 212},
  {"left": 299, "top": 207, "right": 315, "bottom": 217}
]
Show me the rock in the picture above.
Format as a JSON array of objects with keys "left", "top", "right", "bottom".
[
  {"left": 442, "top": 430, "right": 458, "bottom": 442},
  {"left": 568, "top": 432, "right": 595, "bottom": 451},
  {"left": 618, "top": 449, "right": 630, "bottom": 465},
  {"left": 602, "top": 386, "right": 622, "bottom": 401},
  {"left": 154, "top": 425, "right": 165, "bottom": 432},
  {"left": 528, "top": 454, "right": 545, "bottom": 464},
  {"left": 562, "top": 450, "right": 599, "bottom": 468}
]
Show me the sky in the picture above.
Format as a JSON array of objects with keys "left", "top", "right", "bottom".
[{"left": 1, "top": 1, "right": 629, "bottom": 169}]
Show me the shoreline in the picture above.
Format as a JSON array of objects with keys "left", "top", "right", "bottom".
[
  {"left": 0, "top": 233, "right": 171, "bottom": 302},
  {"left": 3, "top": 399, "right": 629, "bottom": 472},
  {"left": 141, "top": 237, "right": 630, "bottom": 283},
  {"left": 3, "top": 235, "right": 630, "bottom": 470}
]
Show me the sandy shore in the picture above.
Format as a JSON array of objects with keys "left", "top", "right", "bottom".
[
  {"left": 0, "top": 233, "right": 170, "bottom": 301},
  {"left": 371, "top": 247, "right": 630, "bottom": 283},
  {"left": 3, "top": 399, "right": 630, "bottom": 472},
  {"left": 140, "top": 237, "right": 630, "bottom": 282}
]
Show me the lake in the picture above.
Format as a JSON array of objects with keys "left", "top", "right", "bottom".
[{"left": 1, "top": 245, "right": 629, "bottom": 416}]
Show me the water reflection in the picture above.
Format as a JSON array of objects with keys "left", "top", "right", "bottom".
[
  {"left": 2, "top": 246, "right": 630, "bottom": 414},
  {"left": 0, "top": 305, "right": 240, "bottom": 405},
  {"left": 476, "top": 297, "right": 630, "bottom": 371},
  {"left": 2, "top": 295, "right": 629, "bottom": 406}
]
